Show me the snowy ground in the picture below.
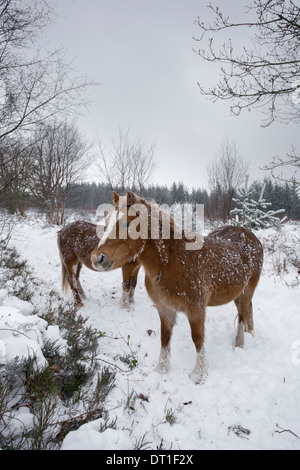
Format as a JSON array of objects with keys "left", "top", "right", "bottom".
[{"left": 1, "top": 213, "right": 300, "bottom": 450}]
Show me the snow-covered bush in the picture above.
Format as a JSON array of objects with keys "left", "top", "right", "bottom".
[
  {"left": 0, "top": 242, "right": 115, "bottom": 450},
  {"left": 230, "top": 178, "right": 287, "bottom": 229},
  {"left": 257, "top": 223, "right": 300, "bottom": 286}
]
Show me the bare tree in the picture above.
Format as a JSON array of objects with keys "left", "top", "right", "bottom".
[
  {"left": 207, "top": 137, "right": 249, "bottom": 220},
  {"left": 30, "top": 120, "right": 92, "bottom": 224},
  {"left": 0, "top": 0, "right": 93, "bottom": 140},
  {"left": 0, "top": 136, "right": 33, "bottom": 213},
  {"left": 194, "top": 0, "right": 300, "bottom": 127},
  {"left": 97, "top": 128, "right": 157, "bottom": 194},
  {"left": 0, "top": 0, "right": 95, "bottom": 221}
]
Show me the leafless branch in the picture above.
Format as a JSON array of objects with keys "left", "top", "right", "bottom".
[
  {"left": 263, "top": 146, "right": 300, "bottom": 185},
  {"left": 194, "top": 1, "right": 300, "bottom": 126}
]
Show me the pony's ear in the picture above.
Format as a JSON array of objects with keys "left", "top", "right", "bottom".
[
  {"left": 112, "top": 191, "right": 120, "bottom": 207},
  {"left": 126, "top": 190, "right": 137, "bottom": 206}
]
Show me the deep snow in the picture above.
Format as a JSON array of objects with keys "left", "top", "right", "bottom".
[{"left": 1, "top": 213, "right": 300, "bottom": 450}]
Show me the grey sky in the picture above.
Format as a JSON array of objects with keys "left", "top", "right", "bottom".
[{"left": 47, "top": 0, "right": 299, "bottom": 189}]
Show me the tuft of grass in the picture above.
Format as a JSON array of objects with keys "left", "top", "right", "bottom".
[
  {"left": 133, "top": 432, "right": 152, "bottom": 450},
  {"left": 124, "top": 389, "right": 137, "bottom": 413},
  {"left": 165, "top": 408, "right": 176, "bottom": 426}
]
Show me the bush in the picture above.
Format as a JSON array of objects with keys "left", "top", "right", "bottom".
[{"left": 0, "top": 243, "right": 116, "bottom": 450}]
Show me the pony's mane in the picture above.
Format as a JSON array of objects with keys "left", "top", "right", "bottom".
[{"left": 115, "top": 193, "right": 198, "bottom": 244}]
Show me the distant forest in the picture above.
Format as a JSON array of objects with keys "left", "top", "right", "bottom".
[{"left": 66, "top": 178, "right": 300, "bottom": 221}]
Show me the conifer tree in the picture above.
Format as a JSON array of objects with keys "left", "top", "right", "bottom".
[{"left": 230, "top": 177, "right": 287, "bottom": 229}]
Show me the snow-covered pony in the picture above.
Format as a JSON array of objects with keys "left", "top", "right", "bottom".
[
  {"left": 91, "top": 191, "right": 263, "bottom": 384},
  {"left": 57, "top": 221, "right": 141, "bottom": 308}
]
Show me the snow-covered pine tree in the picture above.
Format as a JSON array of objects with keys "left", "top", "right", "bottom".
[{"left": 230, "top": 176, "right": 287, "bottom": 229}]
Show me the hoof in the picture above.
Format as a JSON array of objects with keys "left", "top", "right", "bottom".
[
  {"left": 119, "top": 291, "right": 135, "bottom": 310},
  {"left": 154, "top": 361, "right": 169, "bottom": 374},
  {"left": 235, "top": 338, "right": 244, "bottom": 348},
  {"left": 155, "top": 348, "right": 170, "bottom": 374},
  {"left": 190, "top": 370, "right": 207, "bottom": 385},
  {"left": 119, "top": 299, "right": 133, "bottom": 310}
]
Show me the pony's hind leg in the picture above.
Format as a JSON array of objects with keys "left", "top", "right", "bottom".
[
  {"left": 76, "top": 262, "right": 86, "bottom": 299},
  {"left": 235, "top": 282, "right": 257, "bottom": 348},
  {"left": 246, "top": 300, "right": 254, "bottom": 334},
  {"left": 67, "top": 263, "right": 84, "bottom": 307},
  {"left": 235, "top": 296, "right": 254, "bottom": 336}
]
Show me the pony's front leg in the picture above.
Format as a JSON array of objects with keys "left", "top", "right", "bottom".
[
  {"left": 155, "top": 307, "right": 177, "bottom": 373},
  {"left": 187, "top": 306, "right": 207, "bottom": 385},
  {"left": 120, "top": 263, "right": 141, "bottom": 309},
  {"left": 120, "top": 289, "right": 130, "bottom": 309}
]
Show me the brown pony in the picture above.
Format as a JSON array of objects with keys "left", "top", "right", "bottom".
[
  {"left": 57, "top": 220, "right": 141, "bottom": 308},
  {"left": 91, "top": 191, "right": 263, "bottom": 384}
]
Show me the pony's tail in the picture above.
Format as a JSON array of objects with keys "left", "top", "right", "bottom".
[
  {"left": 57, "top": 230, "right": 69, "bottom": 294},
  {"left": 60, "top": 256, "right": 69, "bottom": 294}
]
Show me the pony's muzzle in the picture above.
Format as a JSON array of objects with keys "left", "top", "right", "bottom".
[{"left": 91, "top": 253, "right": 114, "bottom": 272}]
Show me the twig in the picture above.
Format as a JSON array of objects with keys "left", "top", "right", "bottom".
[
  {"left": 0, "top": 328, "right": 31, "bottom": 340},
  {"left": 99, "top": 333, "right": 122, "bottom": 340},
  {"left": 11, "top": 401, "right": 33, "bottom": 410},
  {"left": 95, "top": 356, "right": 128, "bottom": 373},
  {"left": 275, "top": 424, "right": 300, "bottom": 440},
  {"left": 119, "top": 331, "right": 135, "bottom": 357}
]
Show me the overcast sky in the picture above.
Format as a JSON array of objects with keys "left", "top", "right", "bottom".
[{"left": 47, "top": 0, "right": 299, "bottom": 190}]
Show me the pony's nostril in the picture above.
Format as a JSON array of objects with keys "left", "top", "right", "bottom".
[{"left": 98, "top": 254, "right": 106, "bottom": 265}]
